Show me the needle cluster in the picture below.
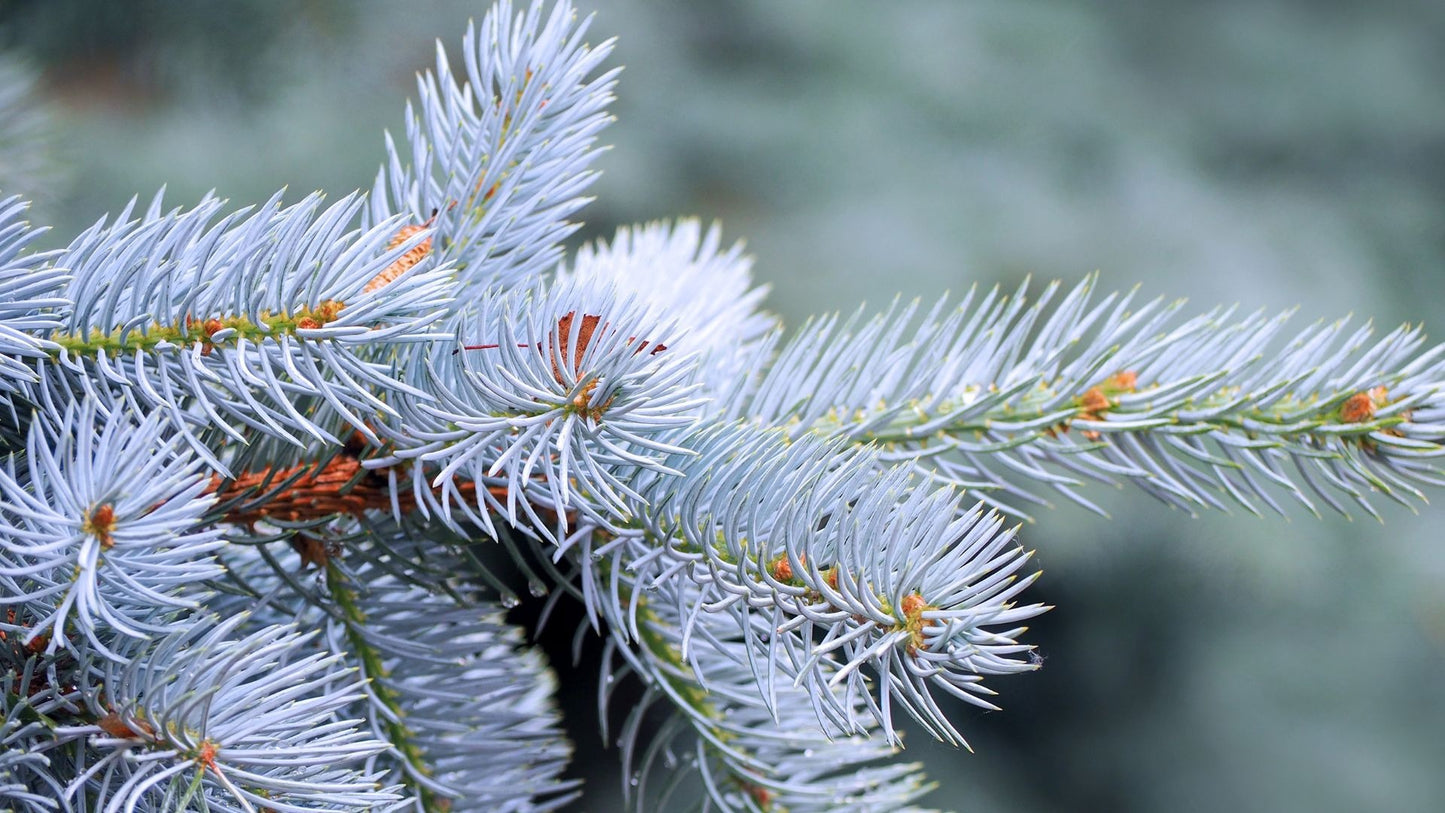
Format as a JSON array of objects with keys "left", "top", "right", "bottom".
[{"left": 2, "top": 2, "right": 1443, "bottom": 811}]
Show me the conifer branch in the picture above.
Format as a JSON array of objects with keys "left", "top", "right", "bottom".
[
  {"left": 0, "top": 402, "right": 222, "bottom": 662},
  {"left": 369, "top": 0, "right": 618, "bottom": 300},
  {"left": 1, "top": 1, "right": 1440, "bottom": 810},
  {"left": 597, "top": 555, "right": 939, "bottom": 812},
  {"left": 737, "top": 276, "right": 1445, "bottom": 519}
]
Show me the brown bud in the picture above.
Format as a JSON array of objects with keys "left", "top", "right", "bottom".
[
  {"left": 1340, "top": 386, "right": 1389, "bottom": 424},
  {"left": 770, "top": 554, "right": 803, "bottom": 583},
  {"left": 1079, "top": 387, "right": 1110, "bottom": 413},
  {"left": 85, "top": 503, "right": 116, "bottom": 549}
]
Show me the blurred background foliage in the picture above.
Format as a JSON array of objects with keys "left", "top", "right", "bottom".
[{"left": 1, "top": 1, "right": 1443, "bottom": 810}]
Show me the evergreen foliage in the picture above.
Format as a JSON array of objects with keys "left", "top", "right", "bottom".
[{"left": 1, "top": 2, "right": 1442, "bottom": 810}]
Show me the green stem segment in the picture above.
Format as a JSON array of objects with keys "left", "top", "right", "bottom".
[
  {"left": 325, "top": 560, "right": 449, "bottom": 812},
  {"left": 850, "top": 385, "right": 1408, "bottom": 447},
  {"left": 51, "top": 301, "right": 347, "bottom": 357}
]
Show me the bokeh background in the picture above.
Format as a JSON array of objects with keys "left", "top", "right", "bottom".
[{"left": 2, "top": 1, "right": 1443, "bottom": 810}]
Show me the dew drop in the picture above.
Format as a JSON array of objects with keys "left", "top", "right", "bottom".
[
  {"left": 629, "top": 775, "right": 640, "bottom": 787},
  {"left": 528, "top": 581, "right": 548, "bottom": 598},
  {"left": 500, "top": 593, "right": 521, "bottom": 609}
]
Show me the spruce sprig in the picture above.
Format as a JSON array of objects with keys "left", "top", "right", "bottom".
[{"left": 0, "top": 1, "right": 1441, "bottom": 811}]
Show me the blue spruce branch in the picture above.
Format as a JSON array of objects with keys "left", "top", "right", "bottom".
[{"left": 0, "top": 1, "right": 1442, "bottom": 811}]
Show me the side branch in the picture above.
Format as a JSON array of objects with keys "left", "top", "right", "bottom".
[
  {"left": 743, "top": 278, "right": 1445, "bottom": 519},
  {"left": 208, "top": 449, "right": 504, "bottom": 527}
]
